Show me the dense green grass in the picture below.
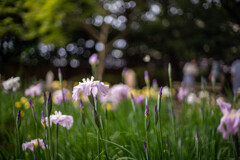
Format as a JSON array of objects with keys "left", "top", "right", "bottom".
[{"left": 0, "top": 87, "right": 236, "bottom": 159}]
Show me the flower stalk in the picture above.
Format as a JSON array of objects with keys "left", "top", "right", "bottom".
[
  {"left": 130, "top": 93, "right": 136, "bottom": 112},
  {"left": 196, "top": 132, "right": 200, "bottom": 160},
  {"left": 145, "top": 104, "right": 150, "bottom": 159},
  {"left": 168, "top": 63, "right": 176, "bottom": 143},
  {"left": 58, "top": 68, "right": 66, "bottom": 109},
  {"left": 144, "top": 71, "right": 150, "bottom": 98},
  {"left": 231, "top": 135, "right": 239, "bottom": 160}
]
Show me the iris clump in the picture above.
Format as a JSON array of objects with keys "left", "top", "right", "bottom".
[{"left": 2, "top": 65, "right": 240, "bottom": 160}]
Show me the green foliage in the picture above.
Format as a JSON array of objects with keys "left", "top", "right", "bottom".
[
  {"left": 0, "top": 0, "right": 25, "bottom": 37},
  {"left": 0, "top": 87, "right": 236, "bottom": 159}
]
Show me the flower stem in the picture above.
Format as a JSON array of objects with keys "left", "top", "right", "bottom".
[
  {"left": 157, "top": 93, "right": 163, "bottom": 159},
  {"left": 168, "top": 64, "right": 176, "bottom": 145},
  {"left": 11, "top": 91, "right": 18, "bottom": 158},
  {"left": 55, "top": 124, "right": 59, "bottom": 160},
  {"left": 231, "top": 135, "right": 239, "bottom": 160},
  {"left": 97, "top": 129, "right": 101, "bottom": 160},
  {"left": 146, "top": 131, "right": 150, "bottom": 160},
  {"left": 61, "top": 84, "right": 66, "bottom": 110}
]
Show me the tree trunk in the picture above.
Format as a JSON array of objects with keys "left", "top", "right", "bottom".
[{"left": 96, "top": 23, "right": 110, "bottom": 80}]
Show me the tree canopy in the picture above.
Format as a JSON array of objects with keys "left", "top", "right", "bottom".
[{"left": 1, "top": 0, "right": 240, "bottom": 79}]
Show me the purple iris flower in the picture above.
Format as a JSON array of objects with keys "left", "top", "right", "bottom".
[
  {"left": 159, "top": 86, "right": 163, "bottom": 96},
  {"left": 89, "top": 54, "right": 99, "bottom": 65},
  {"left": 144, "top": 71, "right": 149, "bottom": 82},
  {"left": 144, "top": 141, "right": 147, "bottom": 152},
  {"left": 28, "top": 99, "right": 33, "bottom": 108},
  {"left": 145, "top": 105, "right": 149, "bottom": 117},
  {"left": 133, "top": 95, "right": 145, "bottom": 104},
  {"left": 80, "top": 98, "right": 84, "bottom": 108}
]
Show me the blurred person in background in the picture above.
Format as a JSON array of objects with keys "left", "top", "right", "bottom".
[
  {"left": 231, "top": 56, "right": 240, "bottom": 96},
  {"left": 209, "top": 58, "right": 224, "bottom": 84},
  {"left": 182, "top": 59, "right": 199, "bottom": 88}
]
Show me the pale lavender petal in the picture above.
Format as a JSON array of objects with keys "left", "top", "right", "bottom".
[{"left": 217, "top": 98, "right": 231, "bottom": 115}]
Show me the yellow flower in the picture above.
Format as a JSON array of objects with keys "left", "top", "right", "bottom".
[
  {"left": 52, "top": 81, "right": 61, "bottom": 90},
  {"left": 62, "top": 80, "right": 68, "bottom": 88},
  {"left": 20, "top": 110, "right": 24, "bottom": 117},
  {"left": 106, "top": 103, "right": 112, "bottom": 111},
  {"left": 20, "top": 97, "right": 28, "bottom": 104},
  {"left": 15, "top": 101, "right": 21, "bottom": 108},
  {"left": 24, "top": 102, "right": 30, "bottom": 109}
]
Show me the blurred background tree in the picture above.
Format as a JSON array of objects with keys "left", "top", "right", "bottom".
[{"left": 0, "top": 0, "right": 240, "bottom": 84}]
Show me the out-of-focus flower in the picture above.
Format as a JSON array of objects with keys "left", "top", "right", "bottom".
[
  {"left": 152, "top": 79, "right": 158, "bottom": 88},
  {"left": 162, "top": 86, "right": 170, "bottom": 97},
  {"left": 144, "top": 141, "right": 147, "bottom": 153},
  {"left": 177, "top": 87, "right": 188, "bottom": 101},
  {"left": 2, "top": 77, "right": 20, "bottom": 92},
  {"left": 122, "top": 67, "right": 128, "bottom": 76},
  {"left": 24, "top": 102, "right": 30, "bottom": 109},
  {"left": 144, "top": 71, "right": 150, "bottom": 85},
  {"left": 52, "top": 81, "right": 61, "bottom": 90},
  {"left": 111, "top": 84, "right": 129, "bottom": 101},
  {"left": 187, "top": 93, "right": 198, "bottom": 105},
  {"left": 198, "top": 90, "right": 209, "bottom": 100},
  {"left": 133, "top": 95, "right": 145, "bottom": 104},
  {"left": 15, "top": 101, "right": 21, "bottom": 108},
  {"left": 28, "top": 99, "right": 33, "bottom": 108},
  {"left": 145, "top": 105, "right": 149, "bottom": 117},
  {"left": 25, "top": 83, "right": 42, "bottom": 97},
  {"left": 145, "top": 104, "right": 150, "bottom": 131},
  {"left": 20, "top": 110, "right": 24, "bottom": 117},
  {"left": 196, "top": 132, "right": 199, "bottom": 142},
  {"left": 217, "top": 99, "right": 240, "bottom": 139},
  {"left": 20, "top": 97, "right": 28, "bottom": 104},
  {"left": 58, "top": 68, "right": 62, "bottom": 82},
  {"left": 51, "top": 80, "right": 67, "bottom": 90},
  {"left": 43, "top": 111, "right": 73, "bottom": 130},
  {"left": 102, "top": 102, "right": 115, "bottom": 111},
  {"left": 159, "top": 86, "right": 163, "bottom": 96},
  {"left": 100, "top": 84, "right": 129, "bottom": 105},
  {"left": 17, "top": 109, "right": 21, "bottom": 129},
  {"left": 53, "top": 88, "right": 70, "bottom": 105},
  {"left": 17, "top": 109, "right": 21, "bottom": 120},
  {"left": 144, "top": 71, "right": 149, "bottom": 80},
  {"left": 89, "top": 54, "right": 99, "bottom": 65},
  {"left": 22, "top": 139, "right": 47, "bottom": 151},
  {"left": 166, "top": 139, "right": 169, "bottom": 148},
  {"left": 106, "top": 103, "right": 112, "bottom": 111},
  {"left": 72, "top": 76, "right": 109, "bottom": 101},
  {"left": 15, "top": 97, "right": 30, "bottom": 109}
]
